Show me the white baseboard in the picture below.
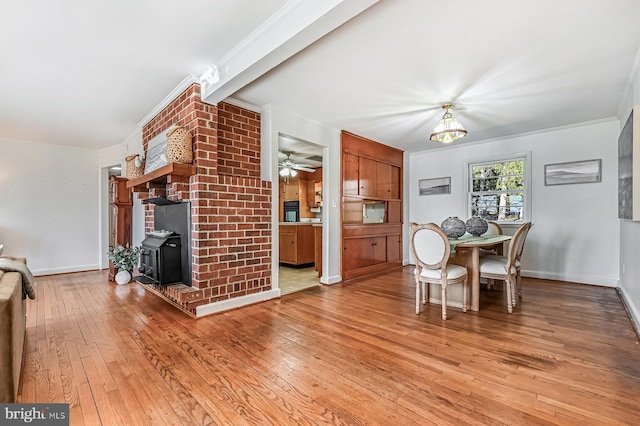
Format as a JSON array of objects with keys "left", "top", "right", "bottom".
[
  {"left": 196, "top": 288, "right": 281, "bottom": 318},
  {"left": 33, "top": 264, "right": 99, "bottom": 277},
  {"left": 321, "top": 274, "right": 342, "bottom": 285},
  {"left": 618, "top": 286, "right": 640, "bottom": 334},
  {"left": 522, "top": 269, "right": 617, "bottom": 287}
]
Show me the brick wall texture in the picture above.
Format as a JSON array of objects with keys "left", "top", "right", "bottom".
[{"left": 138, "top": 84, "right": 271, "bottom": 315}]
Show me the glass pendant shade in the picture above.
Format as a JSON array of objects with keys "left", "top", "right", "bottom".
[
  {"left": 279, "top": 167, "right": 297, "bottom": 178},
  {"left": 430, "top": 105, "right": 467, "bottom": 143}
]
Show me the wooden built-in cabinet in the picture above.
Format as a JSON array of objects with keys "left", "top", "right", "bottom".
[
  {"left": 109, "top": 176, "right": 133, "bottom": 281},
  {"left": 341, "top": 131, "right": 404, "bottom": 281},
  {"left": 279, "top": 224, "right": 315, "bottom": 266},
  {"left": 343, "top": 153, "right": 401, "bottom": 200}
]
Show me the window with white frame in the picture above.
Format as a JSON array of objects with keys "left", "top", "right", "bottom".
[{"left": 468, "top": 155, "right": 528, "bottom": 223}]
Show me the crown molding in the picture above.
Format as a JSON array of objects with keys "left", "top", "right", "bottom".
[
  {"left": 138, "top": 74, "right": 198, "bottom": 127},
  {"left": 222, "top": 97, "right": 262, "bottom": 113}
]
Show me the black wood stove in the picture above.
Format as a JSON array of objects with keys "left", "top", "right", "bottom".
[{"left": 136, "top": 234, "right": 182, "bottom": 285}]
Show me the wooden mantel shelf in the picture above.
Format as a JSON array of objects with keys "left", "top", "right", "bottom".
[{"left": 126, "top": 162, "right": 196, "bottom": 191}]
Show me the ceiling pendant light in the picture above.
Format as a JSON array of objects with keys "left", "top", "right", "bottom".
[
  {"left": 279, "top": 166, "right": 297, "bottom": 183},
  {"left": 430, "top": 103, "right": 467, "bottom": 144}
]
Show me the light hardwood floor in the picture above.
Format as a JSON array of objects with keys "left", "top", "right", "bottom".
[{"left": 17, "top": 268, "right": 640, "bottom": 425}]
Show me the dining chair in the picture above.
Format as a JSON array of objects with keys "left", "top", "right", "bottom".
[
  {"left": 478, "top": 222, "right": 530, "bottom": 313},
  {"left": 410, "top": 223, "right": 468, "bottom": 320},
  {"left": 479, "top": 220, "right": 504, "bottom": 253},
  {"left": 513, "top": 222, "right": 532, "bottom": 297},
  {"left": 484, "top": 221, "right": 503, "bottom": 236}
]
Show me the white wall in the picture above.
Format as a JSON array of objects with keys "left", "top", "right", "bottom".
[
  {"left": 261, "top": 104, "right": 342, "bottom": 284},
  {"left": 408, "top": 120, "right": 620, "bottom": 287},
  {"left": 617, "top": 49, "right": 640, "bottom": 329},
  {"left": 0, "top": 138, "right": 100, "bottom": 275}
]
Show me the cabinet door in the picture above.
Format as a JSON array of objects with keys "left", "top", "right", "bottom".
[
  {"left": 297, "top": 225, "right": 315, "bottom": 264},
  {"left": 390, "top": 165, "right": 401, "bottom": 199},
  {"left": 343, "top": 153, "right": 360, "bottom": 195},
  {"left": 387, "top": 201, "right": 402, "bottom": 224},
  {"left": 307, "top": 180, "right": 316, "bottom": 208},
  {"left": 284, "top": 182, "right": 300, "bottom": 201},
  {"left": 376, "top": 161, "right": 392, "bottom": 199},
  {"left": 343, "top": 236, "right": 386, "bottom": 271},
  {"left": 279, "top": 233, "right": 297, "bottom": 263},
  {"left": 359, "top": 157, "right": 377, "bottom": 197},
  {"left": 386, "top": 234, "right": 402, "bottom": 263},
  {"left": 343, "top": 199, "right": 363, "bottom": 224}
]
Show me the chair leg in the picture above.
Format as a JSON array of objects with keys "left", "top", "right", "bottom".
[
  {"left": 505, "top": 278, "right": 513, "bottom": 314},
  {"left": 441, "top": 285, "right": 447, "bottom": 320},
  {"left": 415, "top": 279, "right": 421, "bottom": 315},
  {"left": 422, "top": 282, "right": 427, "bottom": 305},
  {"left": 516, "top": 270, "right": 522, "bottom": 297},
  {"left": 462, "top": 280, "right": 468, "bottom": 313}
]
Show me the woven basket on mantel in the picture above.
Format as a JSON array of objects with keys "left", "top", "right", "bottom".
[
  {"left": 166, "top": 125, "right": 193, "bottom": 164},
  {"left": 125, "top": 154, "right": 144, "bottom": 179}
]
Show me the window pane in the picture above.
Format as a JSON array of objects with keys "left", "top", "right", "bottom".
[
  {"left": 470, "top": 191, "right": 524, "bottom": 221},
  {"left": 469, "top": 157, "right": 526, "bottom": 222}
]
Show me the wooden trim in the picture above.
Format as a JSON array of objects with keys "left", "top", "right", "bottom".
[
  {"left": 126, "top": 162, "right": 196, "bottom": 191},
  {"left": 342, "top": 262, "right": 403, "bottom": 281}
]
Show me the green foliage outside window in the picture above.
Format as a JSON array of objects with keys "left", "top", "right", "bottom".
[{"left": 470, "top": 159, "right": 525, "bottom": 222}]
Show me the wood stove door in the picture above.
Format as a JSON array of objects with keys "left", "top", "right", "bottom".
[{"left": 140, "top": 247, "right": 159, "bottom": 283}]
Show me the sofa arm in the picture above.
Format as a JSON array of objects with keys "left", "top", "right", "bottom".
[{"left": 0, "top": 270, "right": 27, "bottom": 403}]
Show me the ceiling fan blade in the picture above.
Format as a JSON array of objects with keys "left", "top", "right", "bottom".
[{"left": 293, "top": 166, "right": 315, "bottom": 172}]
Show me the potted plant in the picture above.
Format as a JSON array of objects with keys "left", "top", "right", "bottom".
[{"left": 107, "top": 244, "right": 140, "bottom": 285}]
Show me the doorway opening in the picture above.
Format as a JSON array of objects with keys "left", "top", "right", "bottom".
[{"left": 277, "top": 134, "right": 324, "bottom": 295}]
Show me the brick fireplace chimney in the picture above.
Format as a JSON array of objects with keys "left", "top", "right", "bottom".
[{"left": 136, "top": 84, "right": 272, "bottom": 316}]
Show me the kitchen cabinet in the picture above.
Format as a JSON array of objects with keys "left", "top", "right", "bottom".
[
  {"left": 108, "top": 176, "right": 132, "bottom": 281},
  {"left": 279, "top": 224, "right": 315, "bottom": 266},
  {"left": 283, "top": 182, "right": 300, "bottom": 201},
  {"left": 314, "top": 225, "right": 322, "bottom": 277}
]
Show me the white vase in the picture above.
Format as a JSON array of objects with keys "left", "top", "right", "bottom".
[{"left": 115, "top": 269, "right": 131, "bottom": 285}]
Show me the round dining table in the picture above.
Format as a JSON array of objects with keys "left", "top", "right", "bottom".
[{"left": 449, "top": 234, "right": 512, "bottom": 311}]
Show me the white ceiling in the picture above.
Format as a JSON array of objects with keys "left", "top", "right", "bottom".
[
  {"left": 2, "top": 0, "right": 640, "bottom": 154},
  {"left": 0, "top": 0, "right": 288, "bottom": 149},
  {"left": 236, "top": 0, "right": 640, "bottom": 153}
]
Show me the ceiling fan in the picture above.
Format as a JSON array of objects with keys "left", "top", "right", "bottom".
[{"left": 279, "top": 152, "right": 315, "bottom": 179}]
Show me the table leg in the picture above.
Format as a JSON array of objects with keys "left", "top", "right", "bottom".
[
  {"left": 469, "top": 247, "right": 480, "bottom": 311},
  {"left": 449, "top": 247, "right": 480, "bottom": 312}
]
